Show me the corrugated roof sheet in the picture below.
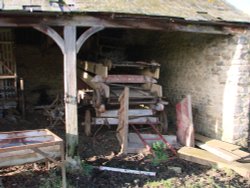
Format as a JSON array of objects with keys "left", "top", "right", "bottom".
[{"left": 1, "top": 0, "right": 250, "bottom": 23}]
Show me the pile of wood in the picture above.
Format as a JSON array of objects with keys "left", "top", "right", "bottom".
[{"left": 178, "top": 134, "right": 250, "bottom": 179}]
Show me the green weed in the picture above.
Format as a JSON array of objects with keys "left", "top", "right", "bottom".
[
  {"left": 151, "top": 141, "right": 168, "bottom": 165},
  {"left": 145, "top": 178, "right": 175, "bottom": 188}
]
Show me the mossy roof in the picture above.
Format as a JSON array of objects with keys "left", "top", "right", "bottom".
[{"left": 1, "top": 0, "right": 250, "bottom": 23}]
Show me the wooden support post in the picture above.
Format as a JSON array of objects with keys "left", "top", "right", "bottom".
[
  {"left": 63, "top": 26, "right": 79, "bottom": 160},
  {"left": 34, "top": 24, "right": 104, "bottom": 162}
]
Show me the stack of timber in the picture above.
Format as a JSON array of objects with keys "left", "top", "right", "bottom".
[
  {"left": 78, "top": 60, "right": 168, "bottom": 136},
  {"left": 178, "top": 134, "right": 250, "bottom": 179}
]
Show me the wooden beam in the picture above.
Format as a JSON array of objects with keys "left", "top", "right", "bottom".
[
  {"left": 99, "top": 109, "right": 154, "bottom": 118},
  {"left": 128, "top": 133, "right": 177, "bottom": 147},
  {"left": 92, "top": 75, "right": 157, "bottom": 84},
  {"left": 63, "top": 26, "right": 78, "bottom": 160},
  {"left": 0, "top": 14, "right": 240, "bottom": 35},
  {"left": 196, "top": 141, "right": 241, "bottom": 162},
  {"left": 95, "top": 117, "right": 159, "bottom": 125},
  {"left": 76, "top": 26, "right": 104, "bottom": 53},
  {"left": 195, "top": 134, "right": 240, "bottom": 151},
  {"left": 33, "top": 24, "right": 65, "bottom": 53}
]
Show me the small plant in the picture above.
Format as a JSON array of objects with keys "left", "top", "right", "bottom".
[
  {"left": 151, "top": 141, "right": 168, "bottom": 165},
  {"left": 81, "top": 161, "right": 94, "bottom": 176},
  {"left": 145, "top": 178, "right": 175, "bottom": 188}
]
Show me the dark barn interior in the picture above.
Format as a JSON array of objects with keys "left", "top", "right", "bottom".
[
  {"left": 0, "top": 0, "right": 250, "bottom": 187},
  {"left": 0, "top": 7, "right": 249, "bottom": 188},
  {"left": 0, "top": 27, "right": 246, "bottom": 147},
  {"left": 9, "top": 28, "right": 247, "bottom": 148}
]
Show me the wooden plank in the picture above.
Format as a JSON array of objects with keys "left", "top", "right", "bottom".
[
  {"left": 195, "top": 134, "right": 240, "bottom": 151},
  {"left": 95, "top": 117, "right": 159, "bottom": 125},
  {"left": 178, "top": 147, "right": 250, "bottom": 179},
  {"left": 0, "top": 129, "right": 48, "bottom": 139},
  {"left": 127, "top": 142, "right": 148, "bottom": 154},
  {"left": 0, "top": 129, "right": 63, "bottom": 169},
  {"left": 110, "top": 87, "right": 155, "bottom": 99},
  {"left": 0, "top": 135, "right": 55, "bottom": 148},
  {"left": 128, "top": 133, "right": 177, "bottom": 147},
  {"left": 63, "top": 26, "right": 79, "bottom": 159},
  {"left": 196, "top": 141, "right": 241, "bottom": 162},
  {"left": 116, "top": 87, "right": 129, "bottom": 154},
  {"left": 0, "top": 148, "right": 61, "bottom": 167},
  {"left": 99, "top": 109, "right": 154, "bottom": 118},
  {"left": 231, "top": 149, "right": 250, "bottom": 159},
  {"left": 0, "top": 75, "right": 17, "bottom": 80},
  {"left": 0, "top": 151, "right": 61, "bottom": 168},
  {"left": 78, "top": 61, "right": 108, "bottom": 77},
  {"left": 176, "top": 95, "right": 194, "bottom": 147},
  {"left": 195, "top": 134, "right": 249, "bottom": 160},
  {"left": 93, "top": 75, "right": 157, "bottom": 84},
  {"left": 0, "top": 140, "right": 62, "bottom": 153},
  {"left": 0, "top": 145, "right": 60, "bottom": 158}
]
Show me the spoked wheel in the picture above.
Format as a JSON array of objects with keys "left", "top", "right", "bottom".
[
  {"left": 159, "top": 110, "right": 168, "bottom": 134},
  {"left": 84, "top": 109, "right": 92, "bottom": 136}
]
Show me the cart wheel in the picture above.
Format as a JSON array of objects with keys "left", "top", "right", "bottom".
[
  {"left": 84, "top": 110, "right": 92, "bottom": 136},
  {"left": 159, "top": 110, "right": 168, "bottom": 134}
]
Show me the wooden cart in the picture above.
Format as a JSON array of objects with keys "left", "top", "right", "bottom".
[{"left": 78, "top": 60, "right": 168, "bottom": 136}]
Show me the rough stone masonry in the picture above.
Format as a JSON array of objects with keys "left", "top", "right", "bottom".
[{"left": 149, "top": 31, "right": 250, "bottom": 147}]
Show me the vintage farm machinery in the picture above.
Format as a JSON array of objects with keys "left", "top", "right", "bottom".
[{"left": 77, "top": 60, "right": 169, "bottom": 137}]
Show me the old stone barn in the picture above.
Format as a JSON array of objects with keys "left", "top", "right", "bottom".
[{"left": 0, "top": 0, "right": 250, "bottom": 160}]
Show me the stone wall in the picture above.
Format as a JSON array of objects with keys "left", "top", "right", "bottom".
[
  {"left": 16, "top": 44, "right": 63, "bottom": 107},
  {"left": 146, "top": 31, "right": 250, "bottom": 147}
]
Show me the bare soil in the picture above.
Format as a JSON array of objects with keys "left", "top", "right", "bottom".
[{"left": 0, "top": 110, "right": 249, "bottom": 188}]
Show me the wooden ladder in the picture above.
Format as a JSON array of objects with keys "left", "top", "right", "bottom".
[
  {"left": 130, "top": 124, "right": 177, "bottom": 156},
  {"left": 116, "top": 86, "right": 176, "bottom": 156}
]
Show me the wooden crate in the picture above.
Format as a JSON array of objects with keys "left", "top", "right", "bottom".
[
  {"left": 0, "top": 129, "right": 64, "bottom": 167},
  {"left": 0, "top": 129, "right": 66, "bottom": 187}
]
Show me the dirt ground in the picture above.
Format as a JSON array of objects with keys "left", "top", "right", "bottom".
[{"left": 0, "top": 110, "right": 249, "bottom": 188}]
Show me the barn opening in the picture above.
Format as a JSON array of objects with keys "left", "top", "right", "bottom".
[{"left": 1, "top": 27, "right": 249, "bottom": 149}]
